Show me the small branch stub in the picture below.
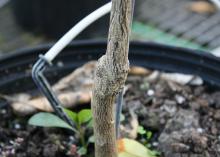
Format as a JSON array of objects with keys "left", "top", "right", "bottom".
[{"left": 91, "top": 0, "right": 134, "bottom": 157}]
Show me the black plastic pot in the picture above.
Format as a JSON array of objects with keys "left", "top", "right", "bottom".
[
  {"left": 11, "top": 0, "right": 110, "bottom": 39},
  {"left": 1, "top": 40, "right": 220, "bottom": 96}
]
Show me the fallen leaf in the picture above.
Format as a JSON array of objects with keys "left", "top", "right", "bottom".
[
  {"left": 53, "top": 61, "right": 96, "bottom": 92},
  {"left": 160, "top": 73, "right": 203, "bottom": 85},
  {"left": 11, "top": 91, "right": 91, "bottom": 115},
  {"left": 129, "top": 66, "right": 152, "bottom": 76},
  {"left": 188, "top": 1, "right": 217, "bottom": 14},
  {"left": 118, "top": 138, "right": 156, "bottom": 157}
]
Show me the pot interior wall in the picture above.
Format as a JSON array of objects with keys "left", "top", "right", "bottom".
[{"left": 0, "top": 40, "right": 220, "bottom": 95}]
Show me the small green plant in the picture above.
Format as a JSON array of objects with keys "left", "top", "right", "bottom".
[
  {"left": 28, "top": 109, "right": 93, "bottom": 156},
  {"left": 138, "top": 125, "right": 153, "bottom": 144},
  {"left": 28, "top": 109, "right": 159, "bottom": 157},
  {"left": 137, "top": 125, "right": 161, "bottom": 156}
]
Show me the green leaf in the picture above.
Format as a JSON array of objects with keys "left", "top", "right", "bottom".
[
  {"left": 118, "top": 138, "right": 156, "bottom": 157},
  {"left": 87, "top": 119, "right": 93, "bottom": 128},
  {"left": 146, "top": 143, "right": 151, "bottom": 148},
  {"left": 137, "top": 126, "right": 147, "bottom": 135},
  {"left": 140, "top": 82, "right": 149, "bottom": 91},
  {"left": 120, "top": 113, "right": 125, "bottom": 122},
  {"left": 146, "top": 131, "right": 153, "bottom": 140},
  {"left": 148, "top": 150, "right": 161, "bottom": 156},
  {"left": 88, "top": 135, "right": 95, "bottom": 143},
  {"left": 64, "top": 108, "right": 77, "bottom": 123},
  {"left": 77, "top": 147, "right": 87, "bottom": 156},
  {"left": 78, "top": 109, "right": 92, "bottom": 124},
  {"left": 28, "top": 112, "right": 74, "bottom": 131}
]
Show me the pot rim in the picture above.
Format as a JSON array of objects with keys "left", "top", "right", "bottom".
[{"left": 1, "top": 40, "right": 220, "bottom": 95}]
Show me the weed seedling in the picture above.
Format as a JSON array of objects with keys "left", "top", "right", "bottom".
[
  {"left": 28, "top": 109, "right": 93, "bottom": 156},
  {"left": 137, "top": 125, "right": 161, "bottom": 156}
]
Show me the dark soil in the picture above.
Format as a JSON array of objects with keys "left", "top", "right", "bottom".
[
  {"left": 0, "top": 106, "right": 76, "bottom": 157},
  {"left": 1, "top": 73, "right": 220, "bottom": 157}
]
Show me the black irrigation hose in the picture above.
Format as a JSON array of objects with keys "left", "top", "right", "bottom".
[
  {"left": 32, "top": 56, "right": 77, "bottom": 132},
  {"left": 32, "top": 55, "right": 124, "bottom": 135},
  {"left": 115, "top": 89, "right": 124, "bottom": 138},
  {"left": 32, "top": 56, "right": 125, "bottom": 136}
]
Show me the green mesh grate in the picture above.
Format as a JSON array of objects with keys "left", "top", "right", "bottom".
[{"left": 132, "top": 22, "right": 209, "bottom": 51}]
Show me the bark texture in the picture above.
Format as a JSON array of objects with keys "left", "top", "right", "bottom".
[{"left": 91, "top": 0, "right": 134, "bottom": 157}]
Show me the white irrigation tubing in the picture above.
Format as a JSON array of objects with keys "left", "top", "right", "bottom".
[
  {"left": 40, "top": 0, "right": 220, "bottom": 59},
  {"left": 210, "top": 0, "right": 220, "bottom": 9},
  {"left": 212, "top": 47, "right": 220, "bottom": 57},
  {"left": 0, "top": 0, "right": 9, "bottom": 8},
  {"left": 44, "top": 2, "right": 112, "bottom": 62}
]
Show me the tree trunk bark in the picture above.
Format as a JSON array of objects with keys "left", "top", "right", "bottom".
[{"left": 91, "top": 0, "right": 134, "bottom": 157}]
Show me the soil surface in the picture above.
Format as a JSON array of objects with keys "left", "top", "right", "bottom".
[{"left": 1, "top": 73, "right": 220, "bottom": 157}]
